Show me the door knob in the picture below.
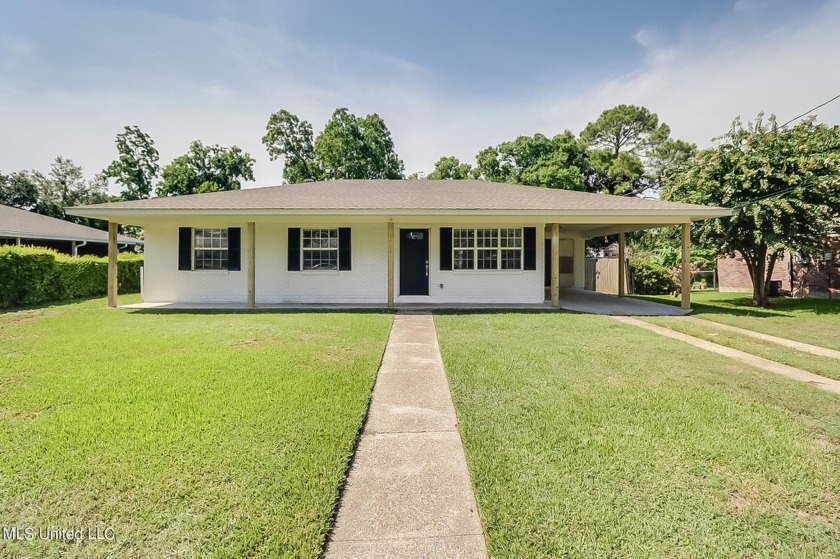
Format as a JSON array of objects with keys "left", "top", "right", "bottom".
[{"left": 426, "top": 261, "right": 429, "bottom": 277}]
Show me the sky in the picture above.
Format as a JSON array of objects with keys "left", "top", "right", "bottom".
[{"left": 1, "top": 0, "right": 839, "bottom": 193}]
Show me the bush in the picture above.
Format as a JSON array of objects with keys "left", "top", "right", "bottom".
[
  {"left": 0, "top": 246, "right": 143, "bottom": 308},
  {"left": 630, "top": 258, "right": 673, "bottom": 295}
]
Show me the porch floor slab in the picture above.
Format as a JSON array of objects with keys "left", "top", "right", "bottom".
[
  {"left": 553, "top": 288, "right": 692, "bottom": 316},
  {"left": 121, "top": 289, "right": 687, "bottom": 316}
]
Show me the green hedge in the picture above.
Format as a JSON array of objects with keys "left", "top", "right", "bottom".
[
  {"left": 629, "top": 258, "right": 674, "bottom": 295},
  {"left": 0, "top": 246, "right": 143, "bottom": 308}
]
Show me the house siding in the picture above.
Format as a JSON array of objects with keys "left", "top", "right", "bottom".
[{"left": 141, "top": 220, "right": 549, "bottom": 305}]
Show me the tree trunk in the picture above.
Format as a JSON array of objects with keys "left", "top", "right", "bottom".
[{"left": 745, "top": 244, "right": 770, "bottom": 307}]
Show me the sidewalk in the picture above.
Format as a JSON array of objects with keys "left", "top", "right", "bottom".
[
  {"left": 612, "top": 316, "right": 840, "bottom": 394},
  {"left": 325, "top": 313, "right": 488, "bottom": 558}
]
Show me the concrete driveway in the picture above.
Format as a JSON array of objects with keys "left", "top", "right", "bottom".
[{"left": 555, "top": 288, "right": 691, "bottom": 316}]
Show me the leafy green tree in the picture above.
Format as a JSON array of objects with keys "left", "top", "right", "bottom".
[
  {"left": 158, "top": 141, "right": 255, "bottom": 196},
  {"left": 664, "top": 114, "right": 840, "bottom": 307},
  {"left": 472, "top": 132, "right": 588, "bottom": 190},
  {"left": 0, "top": 171, "right": 39, "bottom": 209},
  {"left": 427, "top": 156, "right": 473, "bottom": 180},
  {"left": 262, "top": 110, "right": 319, "bottom": 183},
  {"left": 262, "top": 107, "right": 404, "bottom": 183},
  {"left": 105, "top": 126, "right": 160, "bottom": 200},
  {"left": 580, "top": 104, "right": 671, "bottom": 196}
]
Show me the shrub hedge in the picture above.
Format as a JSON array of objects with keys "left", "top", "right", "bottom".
[
  {"left": 0, "top": 246, "right": 143, "bottom": 308},
  {"left": 629, "top": 258, "right": 674, "bottom": 295}
]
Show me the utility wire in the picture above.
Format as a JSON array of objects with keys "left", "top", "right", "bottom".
[{"left": 780, "top": 93, "right": 840, "bottom": 128}]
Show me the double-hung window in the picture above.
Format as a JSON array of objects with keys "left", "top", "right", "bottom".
[
  {"left": 194, "top": 228, "right": 229, "bottom": 270},
  {"left": 452, "top": 228, "right": 523, "bottom": 270},
  {"left": 302, "top": 228, "right": 339, "bottom": 270}
]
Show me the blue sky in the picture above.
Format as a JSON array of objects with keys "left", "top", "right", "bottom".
[{"left": 1, "top": 0, "right": 838, "bottom": 190}]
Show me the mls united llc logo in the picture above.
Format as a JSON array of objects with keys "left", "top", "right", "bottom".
[{"left": 2, "top": 526, "right": 115, "bottom": 542}]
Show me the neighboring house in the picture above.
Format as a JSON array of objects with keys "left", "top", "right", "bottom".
[
  {"left": 0, "top": 204, "right": 142, "bottom": 256},
  {"left": 718, "top": 235, "right": 840, "bottom": 297},
  {"left": 66, "top": 180, "right": 729, "bottom": 307}
]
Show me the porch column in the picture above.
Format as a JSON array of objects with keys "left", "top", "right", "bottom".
[
  {"left": 387, "top": 222, "right": 395, "bottom": 308},
  {"left": 618, "top": 232, "right": 626, "bottom": 297},
  {"left": 681, "top": 222, "right": 691, "bottom": 310},
  {"left": 247, "top": 222, "right": 256, "bottom": 308},
  {"left": 107, "top": 221, "right": 118, "bottom": 308},
  {"left": 551, "top": 224, "right": 560, "bottom": 307}
]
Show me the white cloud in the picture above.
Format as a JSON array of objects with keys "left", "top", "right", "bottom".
[{"left": 0, "top": 1, "right": 838, "bottom": 193}]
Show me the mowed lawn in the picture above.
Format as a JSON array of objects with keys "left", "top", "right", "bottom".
[
  {"left": 0, "top": 296, "right": 393, "bottom": 558},
  {"left": 436, "top": 312, "right": 840, "bottom": 558},
  {"left": 634, "top": 291, "right": 840, "bottom": 351}
]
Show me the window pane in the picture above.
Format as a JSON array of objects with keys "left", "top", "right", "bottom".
[
  {"left": 476, "top": 229, "right": 498, "bottom": 248},
  {"left": 453, "top": 249, "right": 474, "bottom": 270},
  {"left": 501, "top": 249, "right": 521, "bottom": 270},
  {"left": 500, "top": 228, "right": 521, "bottom": 248},
  {"left": 477, "top": 249, "right": 497, "bottom": 269},
  {"left": 303, "top": 228, "right": 337, "bottom": 249},
  {"left": 303, "top": 249, "right": 338, "bottom": 270},
  {"left": 453, "top": 229, "right": 474, "bottom": 248},
  {"left": 193, "top": 229, "right": 229, "bottom": 270}
]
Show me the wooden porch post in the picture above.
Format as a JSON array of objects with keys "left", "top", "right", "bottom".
[
  {"left": 387, "top": 222, "right": 394, "bottom": 308},
  {"left": 551, "top": 224, "right": 560, "bottom": 307},
  {"left": 247, "top": 222, "right": 256, "bottom": 308},
  {"left": 107, "top": 221, "right": 118, "bottom": 308},
  {"left": 681, "top": 222, "right": 691, "bottom": 310},
  {"left": 618, "top": 231, "right": 626, "bottom": 297}
]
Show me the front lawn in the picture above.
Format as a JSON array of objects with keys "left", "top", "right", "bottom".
[
  {"left": 436, "top": 312, "right": 840, "bottom": 558},
  {"left": 633, "top": 291, "right": 840, "bottom": 351},
  {"left": 0, "top": 296, "right": 393, "bottom": 558}
]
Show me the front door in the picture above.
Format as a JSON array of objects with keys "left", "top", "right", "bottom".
[{"left": 400, "top": 229, "right": 429, "bottom": 295}]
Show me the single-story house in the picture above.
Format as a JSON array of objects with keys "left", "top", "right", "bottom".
[
  {"left": 66, "top": 180, "right": 730, "bottom": 308},
  {"left": 0, "top": 203, "right": 142, "bottom": 256}
]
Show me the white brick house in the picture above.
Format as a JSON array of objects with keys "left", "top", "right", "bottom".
[{"left": 67, "top": 180, "right": 730, "bottom": 308}]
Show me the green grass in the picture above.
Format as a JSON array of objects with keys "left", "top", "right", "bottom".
[
  {"left": 633, "top": 291, "right": 840, "bottom": 351},
  {"left": 643, "top": 316, "right": 840, "bottom": 381},
  {"left": 0, "top": 296, "right": 393, "bottom": 558},
  {"left": 436, "top": 312, "right": 840, "bottom": 558}
]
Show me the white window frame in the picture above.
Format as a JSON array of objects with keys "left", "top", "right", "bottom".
[
  {"left": 452, "top": 227, "right": 523, "bottom": 271},
  {"left": 301, "top": 228, "right": 339, "bottom": 271},
  {"left": 192, "top": 228, "right": 229, "bottom": 271}
]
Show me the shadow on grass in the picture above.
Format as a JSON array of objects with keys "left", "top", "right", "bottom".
[{"left": 126, "top": 307, "right": 574, "bottom": 317}]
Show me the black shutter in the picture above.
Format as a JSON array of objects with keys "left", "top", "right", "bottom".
[
  {"left": 288, "top": 227, "right": 301, "bottom": 271},
  {"left": 178, "top": 227, "right": 192, "bottom": 270},
  {"left": 338, "top": 227, "right": 351, "bottom": 271},
  {"left": 523, "top": 227, "right": 537, "bottom": 270},
  {"left": 227, "top": 227, "right": 241, "bottom": 271},
  {"left": 440, "top": 227, "right": 452, "bottom": 270}
]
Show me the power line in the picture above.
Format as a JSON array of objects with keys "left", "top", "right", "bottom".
[{"left": 780, "top": 93, "right": 840, "bottom": 128}]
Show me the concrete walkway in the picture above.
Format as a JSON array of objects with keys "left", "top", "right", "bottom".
[
  {"left": 612, "top": 316, "right": 840, "bottom": 394},
  {"left": 678, "top": 316, "right": 840, "bottom": 359},
  {"left": 325, "top": 313, "right": 488, "bottom": 558}
]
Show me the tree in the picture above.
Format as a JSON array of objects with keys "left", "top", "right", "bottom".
[
  {"left": 105, "top": 126, "right": 160, "bottom": 200},
  {"left": 0, "top": 171, "right": 39, "bottom": 209},
  {"left": 262, "top": 107, "right": 404, "bottom": 183},
  {"left": 580, "top": 104, "right": 671, "bottom": 196},
  {"left": 158, "top": 141, "right": 255, "bottom": 196},
  {"left": 262, "top": 110, "right": 319, "bottom": 183},
  {"left": 471, "top": 132, "right": 588, "bottom": 190},
  {"left": 664, "top": 114, "right": 840, "bottom": 307},
  {"left": 427, "top": 156, "right": 473, "bottom": 180}
]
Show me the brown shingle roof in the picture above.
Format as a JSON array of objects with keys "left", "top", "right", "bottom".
[
  {"left": 0, "top": 204, "right": 142, "bottom": 244},
  {"left": 68, "top": 179, "right": 729, "bottom": 215}
]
